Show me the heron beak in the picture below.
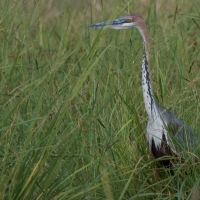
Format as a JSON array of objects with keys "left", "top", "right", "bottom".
[
  {"left": 89, "top": 20, "right": 113, "bottom": 28},
  {"left": 89, "top": 17, "right": 133, "bottom": 29}
]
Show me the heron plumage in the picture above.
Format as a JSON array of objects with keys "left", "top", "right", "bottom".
[{"left": 90, "top": 14, "right": 198, "bottom": 166}]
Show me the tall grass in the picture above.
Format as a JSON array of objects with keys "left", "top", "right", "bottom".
[{"left": 0, "top": 0, "right": 200, "bottom": 199}]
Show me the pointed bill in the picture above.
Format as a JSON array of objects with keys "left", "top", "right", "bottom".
[{"left": 89, "top": 17, "right": 134, "bottom": 30}]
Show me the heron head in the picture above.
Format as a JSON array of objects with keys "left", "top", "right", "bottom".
[{"left": 89, "top": 14, "right": 145, "bottom": 30}]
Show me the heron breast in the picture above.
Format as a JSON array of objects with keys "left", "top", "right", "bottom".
[{"left": 151, "top": 133, "right": 174, "bottom": 167}]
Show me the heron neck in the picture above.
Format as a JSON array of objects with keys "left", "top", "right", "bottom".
[
  {"left": 138, "top": 25, "right": 150, "bottom": 61},
  {"left": 139, "top": 28, "right": 156, "bottom": 118}
]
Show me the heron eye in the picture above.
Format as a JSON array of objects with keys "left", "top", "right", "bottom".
[{"left": 126, "top": 18, "right": 132, "bottom": 23}]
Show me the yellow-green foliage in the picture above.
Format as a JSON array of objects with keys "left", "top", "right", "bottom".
[{"left": 0, "top": 0, "right": 199, "bottom": 199}]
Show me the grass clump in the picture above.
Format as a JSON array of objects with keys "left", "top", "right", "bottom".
[{"left": 0, "top": 0, "right": 200, "bottom": 199}]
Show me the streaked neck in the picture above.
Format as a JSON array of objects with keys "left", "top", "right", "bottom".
[
  {"left": 141, "top": 51, "right": 155, "bottom": 117},
  {"left": 138, "top": 24, "right": 156, "bottom": 118}
]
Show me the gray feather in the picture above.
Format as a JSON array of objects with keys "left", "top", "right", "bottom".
[{"left": 156, "top": 103, "right": 198, "bottom": 159}]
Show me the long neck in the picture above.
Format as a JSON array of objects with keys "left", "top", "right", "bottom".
[
  {"left": 138, "top": 25, "right": 156, "bottom": 118},
  {"left": 141, "top": 48, "right": 155, "bottom": 118}
]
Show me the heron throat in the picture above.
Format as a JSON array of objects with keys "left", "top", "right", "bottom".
[{"left": 141, "top": 45, "right": 155, "bottom": 118}]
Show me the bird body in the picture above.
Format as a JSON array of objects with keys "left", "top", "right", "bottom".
[{"left": 90, "top": 14, "right": 198, "bottom": 166}]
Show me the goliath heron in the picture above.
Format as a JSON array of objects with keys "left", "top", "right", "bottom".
[{"left": 90, "top": 14, "right": 198, "bottom": 168}]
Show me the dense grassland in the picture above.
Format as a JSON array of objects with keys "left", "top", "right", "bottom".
[{"left": 0, "top": 0, "right": 200, "bottom": 199}]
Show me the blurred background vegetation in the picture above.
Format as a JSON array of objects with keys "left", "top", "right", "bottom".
[{"left": 0, "top": 0, "right": 200, "bottom": 199}]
